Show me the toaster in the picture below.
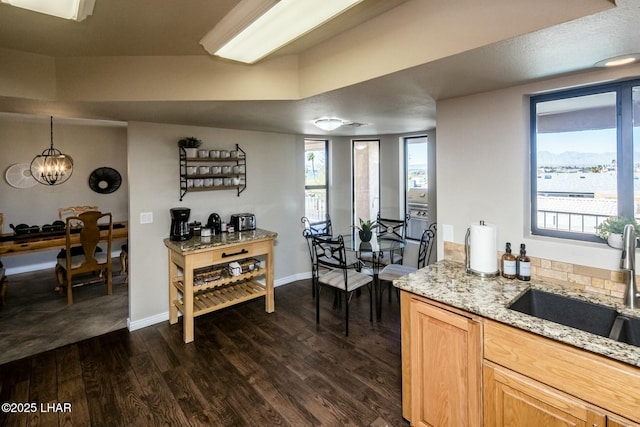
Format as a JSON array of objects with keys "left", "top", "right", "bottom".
[{"left": 230, "top": 213, "right": 256, "bottom": 231}]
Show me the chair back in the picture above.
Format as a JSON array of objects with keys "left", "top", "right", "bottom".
[
  {"left": 311, "top": 234, "right": 348, "bottom": 271},
  {"left": 301, "top": 215, "right": 333, "bottom": 238},
  {"left": 301, "top": 215, "right": 333, "bottom": 265},
  {"left": 376, "top": 213, "right": 408, "bottom": 241},
  {"left": 59, "top": 205, "right": 99, "bottom": 228},
  {"left": 64, "top": 211, "right": 112, "bottom": 271},
  {"left": 417, "top": 223, "right": 437, "bottom": 268}
]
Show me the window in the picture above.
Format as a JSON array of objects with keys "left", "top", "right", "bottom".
[
  {"left": 530, "top": 78, "right": 640, "bottom": 242},
  {"left": 405, "top": 136, "right": 430, "bottom": 240},
  {"left": 304, "top": 139, "right": 328, "bottom": 221},
  {"left": 352, "top": 139, "right": 380, "bottom": 225}
]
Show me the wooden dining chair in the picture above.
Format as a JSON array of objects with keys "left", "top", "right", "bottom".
[
  {"left": 312, "top": 234, "right": 373, "bottom": 335},
  {"left": 58, "top": 205, "right": 99, "bottom": 228},
  {"left": 55, "top": 211, "right": 113, "bottom": 304}
]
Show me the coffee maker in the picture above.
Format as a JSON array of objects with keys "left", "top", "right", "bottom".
[{"left": 170, "top": 208, "right": 192, "bottom": 241}]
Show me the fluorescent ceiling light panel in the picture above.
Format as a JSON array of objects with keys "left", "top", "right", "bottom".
[
  {"left": 208, "top": 0, "right": 363, "bottom": 64},
  {"left": 0, "top": 0, "right": 95, "bottom": 21},
  {"left": 595, "top": 53, "right": 640, "bottom": 67}
]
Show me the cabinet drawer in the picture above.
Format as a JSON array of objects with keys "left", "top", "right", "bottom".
[
  {"left": 188, "top": 239, "right": 272, "bottom": 268},
  {"left": 484, "top": 320, "right": 640, "bottom": 423}
]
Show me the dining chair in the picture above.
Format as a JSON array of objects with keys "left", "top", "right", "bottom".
[
  {"left": 301, "top": 215, "right": 333, "bottom": 298},
  {"left": 54, "top": 211, "right": 113, "bottom": 304},
  {"left": 378, "top": 223, "right": 437, "bottom": 307},
  {"left": 312, "top": 234, "right": 373, "bottom": 335},
  {"left": 359, "top": 213, "right": 409, "bottom": 268},
  {"left": 58, "top": 205, "right": 99, "bottom": 227}
]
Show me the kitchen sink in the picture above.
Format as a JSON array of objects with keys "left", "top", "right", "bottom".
[
  {"left": 613, "top": 315, "right": 640, "bottom": 347},
  {"left": 508, "top": 288, "right": 640, "bottom": 347}
]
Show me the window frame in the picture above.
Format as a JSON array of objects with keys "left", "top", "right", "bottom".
[
  {"left": 404, "top": 135, "right": 429, "bottom": 241},
  {"left": 351, "top": 138, "right": 380, "bottom": 226},
  {"left": 530, "top": 78, "right": 639, "bottom": 242},
  {"left": 304, "top": 138, "right": 329, "bottom": 221}
]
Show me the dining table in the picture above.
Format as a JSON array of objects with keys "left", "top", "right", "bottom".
[
  {"left": 339, "top": 230, "right": 406, "bottom": 320},
  {"left": 0, "top": 221, "right": 128, "bottom": 256}
]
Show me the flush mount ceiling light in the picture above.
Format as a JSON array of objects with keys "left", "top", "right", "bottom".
[
  {"left": 200, "top": 0, "right": 363, "bottom": 64},
  {"left": 314, "top": 118, "right": 344, "bottom": 131},
  {"left": 30, "top": 117, "right": 74, "bottom": 186},
  {"left": 595, "top": 53, "right": 640, "bottom": 67},
  {"left": 0, "top": 0, "right": 95, "bottom": 21}
]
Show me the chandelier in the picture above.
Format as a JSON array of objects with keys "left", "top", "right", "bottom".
[{"left": 30, "top": 116, "right": 74, "bottom": 186}]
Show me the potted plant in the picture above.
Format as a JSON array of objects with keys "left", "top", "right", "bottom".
[
  {"left": 354, "top": 218, "right": 378, "bottom": 242},
  {"left": 596, "top": 216, "right": 640, "bottom": 248},
  {"left": 178, "top": 137, "right": 202, "bottom": 158}
]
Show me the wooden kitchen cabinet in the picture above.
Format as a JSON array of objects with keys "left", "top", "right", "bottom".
[
  {"left": 401, "top": 292, "right": 640, "bottom": 427},
  {"left": 404, "top": 292, "right": 482, "bottom": 427},
  {"left": 607, "top": 415, "right": 640, "bottom": 427},
  {"left": 484, "top": 362, "right": 606, "bottom": 427},
  {"left": 484, "top": 320, "right": 640, "bottom": 427},
  {"left": 164, "top": 229, "right": 276, "bottom": 343}
]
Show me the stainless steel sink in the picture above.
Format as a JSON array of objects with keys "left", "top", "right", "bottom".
[{"left": 508, "top": 288, "right": 640, "bottom": 347}]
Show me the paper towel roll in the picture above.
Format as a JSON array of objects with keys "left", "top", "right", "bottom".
[{"left": 469, "top": 221, "right": 498, "bottom": 274}]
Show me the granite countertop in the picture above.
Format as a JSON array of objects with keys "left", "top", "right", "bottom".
[
  {"left": 163, "top": 228, "right": 277, "bottom": 254},
  {"left": 394, "top": 259, "right": 640, "bottom": 368}
]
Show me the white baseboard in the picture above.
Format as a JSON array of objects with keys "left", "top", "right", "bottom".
[
  {"left": 127, "top": 312, "right": 169, "bottom": 331},
  {"left": 126, "top": 273, "right": 310, "bottom": 332}
]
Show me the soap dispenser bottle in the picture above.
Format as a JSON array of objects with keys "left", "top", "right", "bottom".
[
  {"left": 516, "top": 243, "right": 531, "bottom": 281},
  {"left": 501, "top": 242, "right": 517, "bottom": 279}
]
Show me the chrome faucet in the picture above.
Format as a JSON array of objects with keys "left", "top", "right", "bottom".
[{"left": 620, "top": 224, "right": 640, "bottom": 309}]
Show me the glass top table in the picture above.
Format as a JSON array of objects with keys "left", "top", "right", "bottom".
[
  {"left": 339, "top": 231, "right": 406, "bottom": 255},
  {"left": 338, "top": 231, "right": 406, "bottom": 320}
]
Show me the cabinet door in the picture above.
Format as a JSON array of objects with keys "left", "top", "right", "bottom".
[
  {"left": 483, "top": 362, "right": 606, "bottom": 427},
  {"left": 409, "top": 298, "right": 481, "bottom": 427},
  {"left": 607, "top": 415, "right": 640, "bottom": 427}
]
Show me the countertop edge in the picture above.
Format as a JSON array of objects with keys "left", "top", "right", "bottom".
[
  {"left": 394, "top": 259, "right": 640, "bottom": 368},
  {"left": 164, "top": 228, "right": 277, "bottom": 254}
]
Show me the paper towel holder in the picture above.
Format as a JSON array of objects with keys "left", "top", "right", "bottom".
[{"left": 465, "top": 221, "right": 500, "bottom": 278}]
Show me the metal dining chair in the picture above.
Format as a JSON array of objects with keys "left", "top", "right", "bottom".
[
  {"left": 359, "top": 213, "right": 409, "bottom": 268},
  {"left": 378, "top": 223, "right": 437, "bottom": 309},
  {"left": 312, "top": 234, "right": 373, "bottom": 335},
  {"left": 302, "top": 215, "right": 333, "bottom": 298}
]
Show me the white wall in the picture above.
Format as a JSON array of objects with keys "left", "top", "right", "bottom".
[
  {"left": 126, "top": 122, "right": 309, "bottom": 327},
  {"left": 0, "top": 115, "right": 128, "bottom": 272},
  {"left": 436, "top": 63, "right": 640, "bottom": 271}
]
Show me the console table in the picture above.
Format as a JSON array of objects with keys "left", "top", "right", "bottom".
[{"left": 164, "top": 228, "right": 277, "bottom": 343}]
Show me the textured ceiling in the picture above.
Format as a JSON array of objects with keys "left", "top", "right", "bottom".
[{"left": 0, "top": 0, "right": 638, "bottom": 135}]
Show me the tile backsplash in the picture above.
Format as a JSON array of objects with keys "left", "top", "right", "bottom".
[{"left": 444, "top": 242, "right": 629, "bottom": 301}]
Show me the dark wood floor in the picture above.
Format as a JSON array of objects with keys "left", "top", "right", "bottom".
[{"left": 0, "top": 279, "right": 408, "bottom": 427}]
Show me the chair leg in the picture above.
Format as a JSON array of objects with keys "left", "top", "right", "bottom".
[
  {"left": 345, "top": 291, "right": 349, "bottom": 336},
  {"left": 66, "top": 271, "right": 73, "bottom": 305},
  {"left": 106, "top": 266, "right": 112, "bottom": 295},
  {"left": 316, "top": 284, "right": 320, "bottom": 325},
  {"left": 369, "top": 284, "right": 373, "bottom": 323},
  {"left": 0, "top": 276, "right": 7, "bottom": 305},
  {"left": 54, "top": 264, "right": 64, "bottom": 293}
]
